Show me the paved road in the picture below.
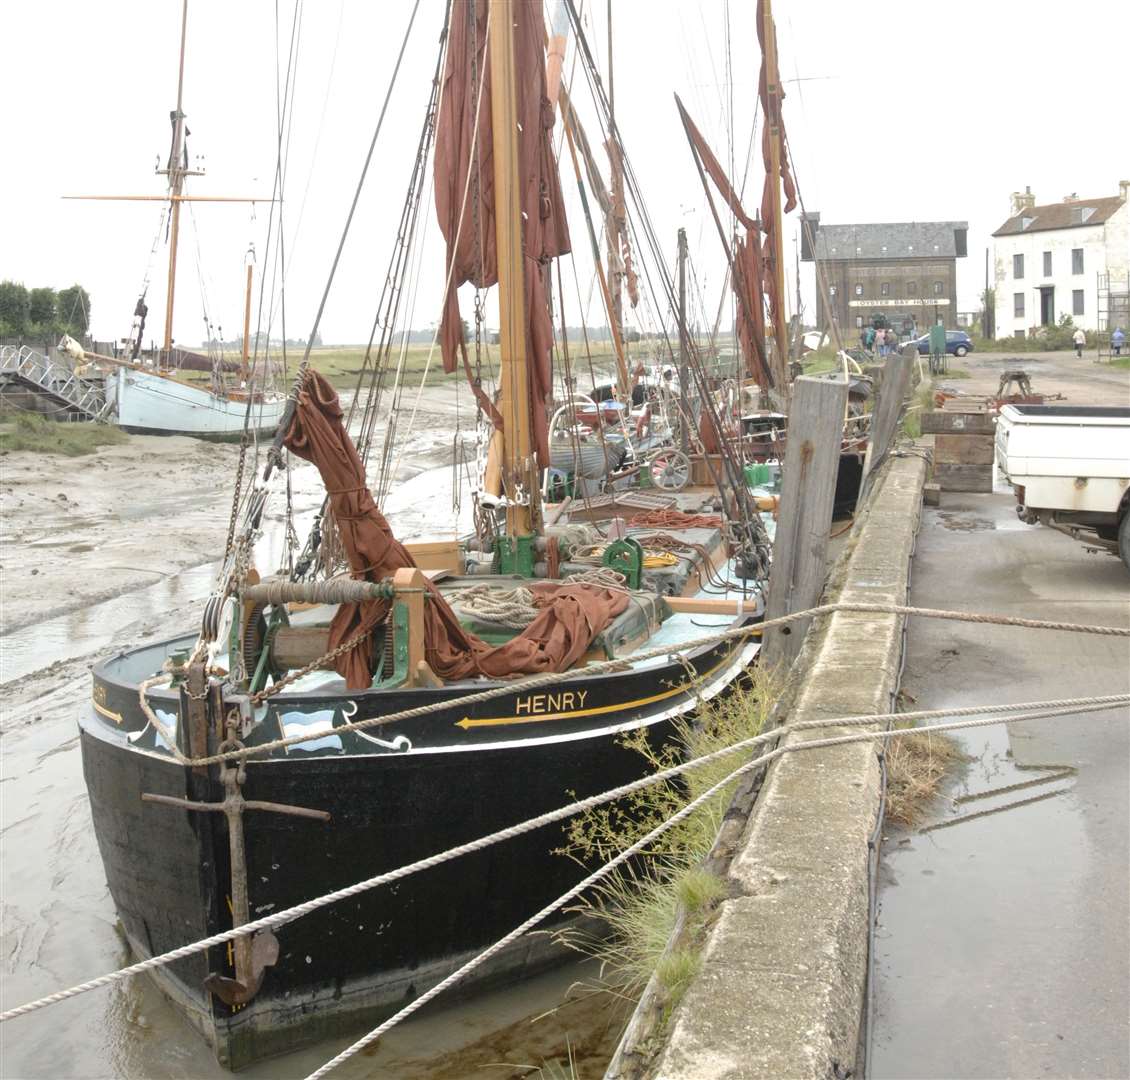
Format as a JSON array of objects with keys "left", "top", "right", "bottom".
[{"left": 869, "top": 487, "right": 1130, "bottom": 1079}]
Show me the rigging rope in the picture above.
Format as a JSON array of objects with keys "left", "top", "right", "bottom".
[{"left": 143, "top": 601, "right": 1130, "bottom": 769}]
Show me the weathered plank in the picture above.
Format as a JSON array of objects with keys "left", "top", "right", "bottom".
[
  {"left": 763, "top": 375, "right": 851, "bottom": 670},
  {"left": 921, "top": 410, "right": 996, "bottom": 435},
  {"left": 933, "top": 461, "right": 994, "bottom": 492},
  {"left": 860, "top": 346, "right": 913, "bottom": 495},
  {"left": 933, "top": 433, "right": 995, "bottom": 465}
]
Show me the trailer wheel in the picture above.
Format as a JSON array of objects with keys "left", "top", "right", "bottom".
[{"left": 1120, "top": 510, "right": 1130, "bottom": 574}]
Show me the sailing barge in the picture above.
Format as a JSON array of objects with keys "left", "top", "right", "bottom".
[{"left": 78, "top": 0, "right": 779, "bottom": 1067}]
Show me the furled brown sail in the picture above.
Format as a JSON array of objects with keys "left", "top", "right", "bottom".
[
  {"left": 433, "top": 0, "right": 570, "bottom": 467},
  {"left": 675, "top": 96, "right": 771, "bottom": 390},
  {"left": 757, "top": 0, "right": 797, "bottom": 364},
  {"left": 283, "top": 371, "right": 626, "bottom": 689}
]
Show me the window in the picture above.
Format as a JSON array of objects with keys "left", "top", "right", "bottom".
[
  {"left": 1073, "top": 289, "right": 1084, "bottom": 316},
  {"left": 1043, "top": 251, "right": 1052, "bottom": 277},
  {"left": 829, "top": 284, "right": 837, "bottom": 296},
  {"left": 880, "top": 282, "right": 890, "bottom": 297},
  {"left": 1013, "top": 253, "right": 1025, "bottom": 279},
  {"left": 854, "top": 283, "right": 864, "bottom": 297},
  {"left": 933, "top": 281, "right": 944, "bottom": 296},
  {"left": 1014, "top": 292, "right": 1025, "bottom": 318},
  {"left": 907, "top": 281, "right": 918, "bottom": 296},
  {"left": 1072, "top": 248, "right": 1084, "bottom": 274}
]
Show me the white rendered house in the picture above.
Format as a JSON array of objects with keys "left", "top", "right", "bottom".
[{"left": 992, "top": 182, "right": 1129, "bottom": 338}]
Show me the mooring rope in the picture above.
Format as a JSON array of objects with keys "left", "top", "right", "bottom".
[
  {"left": 149, "top": 602, "right": 1130, "bottom": 768},
  {"left": 2, "top": 694, "right": 1126, "bottom": 1026},
  {"left": 301, "top": 698, "right": 1130, "bottom": 1080}
]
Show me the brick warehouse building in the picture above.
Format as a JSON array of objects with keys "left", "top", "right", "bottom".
[{"left": 801, "top": 216, "right": 968, "bottom": 336}]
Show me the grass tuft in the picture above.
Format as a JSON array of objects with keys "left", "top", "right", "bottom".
[
  {"left": 0, "top": 411, "right": 128, "bottom": 456},
  {"left": 556, "top": 668, "right": 778, "bottom": 1001},
  {"left": 884, "top": 727, "right": 966, "bottom": 826},
  {"left": 654, "top": 948, "right": 701, "bottom": 996}
]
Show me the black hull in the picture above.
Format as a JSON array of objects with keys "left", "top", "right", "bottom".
[{"left": 80, "top": 626, "right": 757, "bottom": 1068}]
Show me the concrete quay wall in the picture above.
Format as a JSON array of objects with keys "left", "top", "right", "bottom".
[{"left": 649, "top": 453, "right": 928, "bottom": 1080}]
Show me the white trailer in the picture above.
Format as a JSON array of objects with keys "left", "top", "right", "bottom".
[{"left": 996, "top": 405, "right": 1130, "bottom": 572}]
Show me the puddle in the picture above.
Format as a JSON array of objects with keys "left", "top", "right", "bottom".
[{"left": 936, "top": 512, "right": 995, "bottom": 532}]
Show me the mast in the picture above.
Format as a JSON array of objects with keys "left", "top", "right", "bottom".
[
  {"left": 677, "top": 227, "right": 689, "bottom": 453},
  {"left": 241, "top": 258, "right": 253, "bottom": 383},
  {"left": 489, "top": 0, "right": 535, "bottom": 538},
  {"left": 762, "top": 0, "right": 789, "bottom": 392},
  {"left": 604, "top": 0, "right": 626, "bottom": 388},
  {"left": 158, "top": 0, "right": 196, "bottom": 357}
]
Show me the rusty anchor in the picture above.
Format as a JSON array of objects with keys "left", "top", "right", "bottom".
[{"left": 142, "top": 738, "right": 331, "bottom": 1006}]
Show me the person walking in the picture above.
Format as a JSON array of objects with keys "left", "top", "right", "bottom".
[
  {"left": 1072, "top": 327, "right": 1086, "bottom": 358},
  {"left": 1112, "top": 326, "right": 1126, "bottom": 357}
]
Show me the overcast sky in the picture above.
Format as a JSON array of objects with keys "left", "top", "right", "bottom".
[{"left": 2, "top": 0, "right": 1127, "bottom": 348}]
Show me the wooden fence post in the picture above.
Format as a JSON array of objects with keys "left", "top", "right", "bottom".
[
  {"left": 860, "top": 345, "right": 914, "bottom": 500},
  {"left": 762, "top": 375, "right": 851, "bottom": 670}
]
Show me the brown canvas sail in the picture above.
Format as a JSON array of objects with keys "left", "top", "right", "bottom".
[
  {"left": 757, "top": 0, "right": 797, "bottom": 365},
  {"left": 433, "top": 0, "right": 570, "bottom": 467},
  {"left": 675, "top": 96, "right": 772, "bottom": 389},
  {"left": 283, "top": 371, "right": 626, "bottom": 689}
]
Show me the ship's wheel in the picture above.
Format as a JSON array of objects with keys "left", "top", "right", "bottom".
[{"left": 648, "top": 449, "right": 690, "bottom": 491}]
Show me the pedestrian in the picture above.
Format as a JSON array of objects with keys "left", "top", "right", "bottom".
[
  {"left": 885, "top": 328, "right": 896, "bottom": 356},
  {"left": 1072, "top": 327, "right": 1086, "bottom": 358},
  {"left": 1112, "top": 326, "right": 1126, "bottom": 357}
]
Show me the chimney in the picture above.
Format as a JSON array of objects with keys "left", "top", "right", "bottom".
[
  {"left": 1009, "top": 185, "right": 1036, "bottom": 216},
  {"left": 1120, "top": 179, "right": 1129, "bottom": 201}
]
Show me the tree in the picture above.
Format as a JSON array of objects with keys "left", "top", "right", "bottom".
[
  {"left": 56, "top": 285, "right": 91, "bottom": 335},
  {"left": 0, "top": 281, "right": 30, "bottom": 336},
  {"left": 29, "top": 287, "right": 57, "bottom": 327}
]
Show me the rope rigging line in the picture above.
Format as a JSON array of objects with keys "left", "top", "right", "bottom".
[
  {"left": 302, "top": 693, "right": 1130, "bottom": 1080},
  {"left": 150, "top": 601, "right": 1130, "bottom": 769},
  {"left": 3, "top": 695, "right": 1124, "bottom": 1029}
]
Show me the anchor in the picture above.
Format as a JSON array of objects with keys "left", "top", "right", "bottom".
[{"left": 142, "top": 738, "right": 331, "bottom": 1006}]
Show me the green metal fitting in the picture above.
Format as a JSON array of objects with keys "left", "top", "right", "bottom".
[
  {"left": 602, "top": 536, "right": 644, "bottom": 590},
  {"left": 495, "top": 533, "right": 538, "bottom": 578}
]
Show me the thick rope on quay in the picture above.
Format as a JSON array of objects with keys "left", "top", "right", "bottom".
[
  {"left": 169, "top": 601, "right": 1130, "bottom": 767},
  {"left": 3, "top": 694, "right": 1126, "bottom": 1026},
  {"left": 300, "top": 697, "right": 1130, "bottom": 1080}
]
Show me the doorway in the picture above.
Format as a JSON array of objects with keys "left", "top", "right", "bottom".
[{"left": 1039, "top": 286, "right": 1055, "bottom": 326}]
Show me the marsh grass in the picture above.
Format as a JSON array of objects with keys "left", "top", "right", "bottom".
[
  {"left": 556, "top": 669, "right": 777, "bottom": 1002},
  {"left": 0, "top": 411, "right": 128, "bottom": 456},
  {"left": 900, "top": 379, "right": 935, "bottom": 440},
  {"left": 884, "top": 726, "right": 966, "bottom": 826}
]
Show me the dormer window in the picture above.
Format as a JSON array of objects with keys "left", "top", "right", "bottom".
[
  {"left": 1021, "top": 216, "right": 1034, "bottom": 229},
  {"left": 1071, "top": 206, "right": 1095, "bottom": 224}
]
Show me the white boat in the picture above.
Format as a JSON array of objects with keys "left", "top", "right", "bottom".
[
  {"left": 71, "top": 0, "right": 282, "bottom": 440},
  {"left": 107, "top": 364, "right": 284, "bottom": 440}
]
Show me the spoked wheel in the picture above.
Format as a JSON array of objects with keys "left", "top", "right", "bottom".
[{"left": 648, "top": 449, "right": 691, "bottom": 491}]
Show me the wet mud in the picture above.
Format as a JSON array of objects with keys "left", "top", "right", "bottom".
[{"left": 0, "top": 384, "right": 614, "bottom": 1078}]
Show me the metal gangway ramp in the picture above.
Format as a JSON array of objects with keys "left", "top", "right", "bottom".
[{"left": 0, "top": 345, "right": 109, "bottom": 421}]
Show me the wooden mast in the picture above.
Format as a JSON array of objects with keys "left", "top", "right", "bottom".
[
  {"left": 762, "top": 0, "right": 790, "bottom": 395},
  {"left": 158, "top": 0, "right": 197, "bottom": 357},
  {"left": 489, "top": 0, "right": 535, "bottom": 539},
  {"left": 241, "top": 259, "right": 253, "bottom": 383},
  {"left": 604, "top": 0, "right": 627, "bottom": 396}
]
